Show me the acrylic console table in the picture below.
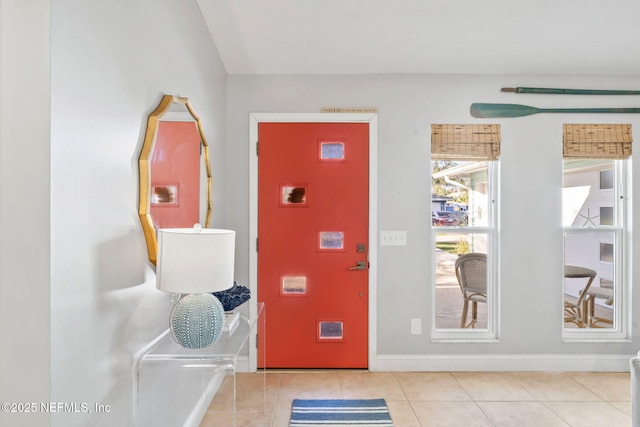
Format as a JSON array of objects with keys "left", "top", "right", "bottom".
[{"left": 134, "top": 301, "right": 265, "bottom": 427}]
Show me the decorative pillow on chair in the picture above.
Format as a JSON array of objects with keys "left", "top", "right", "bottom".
[{"left": 213, "top": 281, "right": 251, "bottom": 311}]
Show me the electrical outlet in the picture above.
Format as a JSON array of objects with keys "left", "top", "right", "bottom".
[
  {"left": 411, "top": 318, "right": 422, "bottom": 335},
  {"left": 380, "top": 230, "right": 407, "bottom": 246}
]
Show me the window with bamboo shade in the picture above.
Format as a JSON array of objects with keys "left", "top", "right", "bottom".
[
  {"left": 563, "top": 124, "right": 632, "bottom": 159},
  {"left": 430, "top": 123, "right": 499, "bottom": 337},
  {"left": 431, "top": 124, "right": 501, "bottom": 161},
  {"left": 561, "top": 123, "right": 631, "bottom": 337}
]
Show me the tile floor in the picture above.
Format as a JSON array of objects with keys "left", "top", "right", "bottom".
[{"left": 200, "top": 370, "right": 631, "bottom": 427}]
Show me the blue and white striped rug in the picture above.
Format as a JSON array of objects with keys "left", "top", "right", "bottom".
[{"left": 289, "top": 398, "right": 394, "bottom": 426}]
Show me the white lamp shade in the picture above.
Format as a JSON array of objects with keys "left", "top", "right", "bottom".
[{"left": 156, "top": 228, "right": 235, "bottom": 294}]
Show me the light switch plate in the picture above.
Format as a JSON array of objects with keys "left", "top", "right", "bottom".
[
  {"left": 411, "top": 318, "right": 422, "bottom": 335},
  {"left": 380, "top": 230, "right": 407, "bottom": 246}
]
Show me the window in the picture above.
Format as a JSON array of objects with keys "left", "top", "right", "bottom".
[
  {"left": 600, "top": 170, "right": 614, "bottom": 189},
  {"left": 431, "top": 124, "right": 499, "bottom": 341},
  {"left": 600, "top": 207, "right": 614, "bottom": 226},
  {"left": 600, "top": 243, "right": 614, "bottom": 263},
  {"left": 562, "top": 124, "right": 631, "bottom": 339}
]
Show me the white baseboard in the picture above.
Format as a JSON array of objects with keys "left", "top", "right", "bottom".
[{"left": 374, "top": 354, "right": 634, "bottom": 372}]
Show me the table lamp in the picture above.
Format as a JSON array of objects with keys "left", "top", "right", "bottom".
[{"left": 156, "top": 225, "right": 235, "bottom": 349}]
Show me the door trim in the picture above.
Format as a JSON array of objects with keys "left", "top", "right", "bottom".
[{"left": 249, "top": 113, "right": 378, "bottom": 370}]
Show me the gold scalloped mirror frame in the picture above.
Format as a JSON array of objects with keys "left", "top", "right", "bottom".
[{"left": 138, "top": 95, "right": 212, "bottom": 264}]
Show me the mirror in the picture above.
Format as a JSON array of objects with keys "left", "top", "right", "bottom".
[{"left": 138, "top": 95, "right": 212, "bottom": 264}]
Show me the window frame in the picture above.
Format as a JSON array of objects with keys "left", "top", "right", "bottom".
[
  {"left": 562, "top": 159, "right": 631, "bottom": 342},
  {"left": 431, "top": 160, "right": 500, "bottom": 342}
]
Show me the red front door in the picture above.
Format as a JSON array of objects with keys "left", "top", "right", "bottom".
[{"left": 258, "top": 122, "right": 369, "bottom": 368}]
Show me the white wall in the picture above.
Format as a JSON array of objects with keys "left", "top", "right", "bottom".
[
  {"left": 7, "top": 1, "right": 225, "bottom": 426},
  {"left": 4, "top": 4, "right": 640, "bottom": 426},
  {"left": 0, "top": 2, "right": 52, "bottom": 427},
  {"left": 227, "top": 74, "right": 640, "bottom": 370}
]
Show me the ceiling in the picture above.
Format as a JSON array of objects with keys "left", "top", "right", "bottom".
[{"left": 196, "top": 0, "right": 640, "bottom": 75}]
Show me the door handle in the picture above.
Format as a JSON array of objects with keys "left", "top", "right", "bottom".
[{"left": 348, "top": 260, "right": 368, "bottom": 271}]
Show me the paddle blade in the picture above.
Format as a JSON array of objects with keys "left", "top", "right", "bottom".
[{"left": 470, "top": 103, "right": 541, "bottom": 118}]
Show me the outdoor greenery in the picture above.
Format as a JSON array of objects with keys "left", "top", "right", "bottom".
[
  {"left": 432, "top": 161, "right": 470, "bottom": 204},
  {"left": 456, "top": 238, "right": 470, "bottom": 254},
  {"left": 435, "top": 239, "right": 470, "bottom": 255},
  {"left": 435, "top": 241, "right": 457, "bottom": 254}
]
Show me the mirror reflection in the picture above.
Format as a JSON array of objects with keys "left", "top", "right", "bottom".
[{"left": 138, "top": 95, "right": 212, "bottom": 264}]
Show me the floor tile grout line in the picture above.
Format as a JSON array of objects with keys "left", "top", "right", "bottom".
[
  {"left": 570, "top": 371, "right": 631, "bottom": 400},
  {"left": 393, "top": 371, "right": 412, "bottom": 402},
  {"left": 269, "top": 373, "right": 282, "bottom": 427},
  {"left": 564, "top": 372, "right": 607, "bottom": 402},
  {"left": 405, "top": 400, "right": 424, "bottom": 427},
  {"left": 393, "top": 372, "right": 422, "bottom": 426},
  {"left": 445, "top": 372, "right": 497, "bottom": 426},
  {"left": 539, "top": 400, "right": 579, "bottom": 427},
  {"left": 449, "top": 371, "right": 477, "bottom": 402},
  {"left": 509, "top": 372, "right": 601, "bottom": 403}
]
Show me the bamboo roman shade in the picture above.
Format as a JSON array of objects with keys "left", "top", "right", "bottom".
[
  {"left": 431, "top": 124, "right": 501, "bottom": 160},
  {"left": 563, "top": 124, "right": 632, "bottom": 159}
]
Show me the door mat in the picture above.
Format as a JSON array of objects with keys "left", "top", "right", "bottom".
[{"left": 289, "top": 398, "right": 394, "bottom": 426}]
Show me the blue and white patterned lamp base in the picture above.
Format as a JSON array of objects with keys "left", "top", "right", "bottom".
[{"left": 170, "top": 293, "right": 225, "bottom": 349}]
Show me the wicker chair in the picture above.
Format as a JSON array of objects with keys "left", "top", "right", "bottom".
[
  {"left": 455, "top": 253, "right": 487, "bottom": 328},
  {"left": 563, "top": 265, "right": 597, "bottom": 328},
  {"left": 585, "top": 286, "right": 613, "bottom": 327}
]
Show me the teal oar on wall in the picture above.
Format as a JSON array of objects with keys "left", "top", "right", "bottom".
[
  {"left": 502, "top": 87, "right": 640, "bottom": 95},
  {"left": 470, "top": 103, "right": 640, "bottom": 118}
]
